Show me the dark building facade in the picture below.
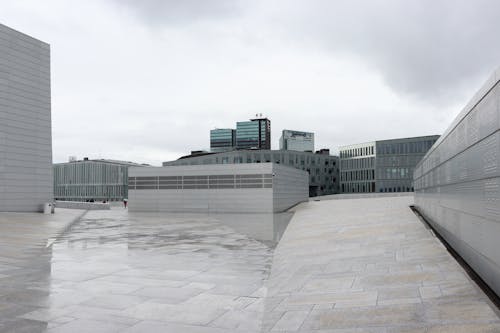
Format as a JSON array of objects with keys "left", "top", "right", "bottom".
[
  {"left": 210, "top": 128, "right": 236, "bottom": 152},
  {"left": 339, "top": 135, "right": 439, "bottom": 193},
  {"left": 163, "top": 149, "right": 339, "bottom": 197},
  {"left": 236, "top": 117, "right": 271, "bottom": 150}
]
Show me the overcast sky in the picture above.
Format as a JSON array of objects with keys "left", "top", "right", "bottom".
[{"left": 2, "top": 0, "right": 500, "bottom": 165}]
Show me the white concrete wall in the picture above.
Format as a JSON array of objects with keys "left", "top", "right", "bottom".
[
  {"left": 129, "top": 163, "right": 308, "bottom": 213},
  {"left": 414, "top": 68, "right": 500, "bottom": 296},
  {"left": 0, "top": 24, "right": 52, "bottom": 212},
  {"left": 272, "top": 163, "right": 308, "bottom": 211}
]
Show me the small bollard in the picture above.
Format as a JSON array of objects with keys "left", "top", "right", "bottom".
[{"left": 43, "top": 202, "right": 53, "bottom": 214}]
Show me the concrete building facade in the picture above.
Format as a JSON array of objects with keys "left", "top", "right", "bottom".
[
  {"left": 414, "top": 68, "right": 500, "bottom": 297},
  {"left": 340, "top": 135, "right": 439, "bottom": 193},
  {"left": 163, "top": 149, "right": 339, "bottom": 197},
  {"left": 279, "top": 130, "right": 314, "bottom": 152},
  {"left": 53, "top": 159, "right": 147, "bottom": 202},
  {"left": 128, "top": 163, "right": 308, "bottom": 213},
  {"left": 0, "top": 24, "right": 53, "bottom": 212}
]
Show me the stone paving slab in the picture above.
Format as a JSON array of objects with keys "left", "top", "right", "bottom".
[
  {"left": 262, "top": 196, "right": 500, "bottom": 332},
  {"left": 0, "top": 208, "right": 274, "bottom": 332},
  {"left": 1, "top": 198, "right": 500, "bottom": 332}
]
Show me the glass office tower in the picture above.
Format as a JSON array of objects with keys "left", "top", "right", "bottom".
[
  {"left": 236, "top": 117, "right": 271, "bottom": 150},
  {"left": 210, "top": 128, "right": 236, "bottom": 152},
  {"left": 279, "top": 130, "right": 315, "bottom": 152}
]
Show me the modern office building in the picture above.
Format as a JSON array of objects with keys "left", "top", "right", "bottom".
[
  {"left": 236, "top": 117, "right": 271, "bottom": 150},
  {"left": 163, "top": 149, "right": 339, "bottom": 197},
  {"left": 279, "top": 130, "right": 314, "bottom": 152},
  {"left": 210, "top": 128, "right": 235, "bottom": 152},
  {"left": 53, "top": 158, "right": 148, "bottom": 202},
  {"left": 0, "top": 24, "right": 53, "bottom": 212},
  {"left": 339, "top": 135, "right": 439, "bottom": 193},
  {"left": 129, "top": 163, "right": 308, "bottom": 213}
]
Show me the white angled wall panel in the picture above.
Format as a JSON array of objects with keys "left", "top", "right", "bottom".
[
  {"left": 0, "top": 24, "right": 52, "bottom": 212},
  {"left": 414, "top": 68, "right": 500, "bottom": 296}
]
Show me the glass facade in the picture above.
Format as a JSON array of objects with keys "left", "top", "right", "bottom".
[
  {"left": 53, "top": 160, "right": 144, "bottom": 202},
  {"left": 339, "top": 136, "right": 440, "bottom": 194},
  {"left": 210, "top": 128, "right": 235, "bottom": 152},
  {"left": 236, "top": 118, "right": 271, "bottom": 150}
]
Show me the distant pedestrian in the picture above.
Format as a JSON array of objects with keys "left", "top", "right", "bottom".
[{"left": 123, "top": 198, "right": 128, "bottom": 208}]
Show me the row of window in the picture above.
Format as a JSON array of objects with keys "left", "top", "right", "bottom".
[
  {"left": 378, "top": 167, "right": 413, "bottom": 180},
  {"left": 342, "top": 182, "right": 376, "bottom": 193},
  {"left": 340, "top": 145, "right": 374, "bottom": 158},
  {"left": 340, "top": 157, "right": 375, "bottom": 170},
  {"left": 340, "top": 169, "right": 375, "bottom": 182},
  {"left": 54, "top": 184, "right": 126, "bottom": 200},
  {"left": 376, "top": 155, "right": 422, "bottom": 167},
  {"left": 379, "top": 186, "right": 414, "bottom": 193},
  {"left": 377, "top": 140, "right": 436, "bottom": 155},
  {"left": 129, "top": 174, "right": 273, "bottom": 190},
  {"left": 53, "top": 163, "right": 128, "bottom": 185}
]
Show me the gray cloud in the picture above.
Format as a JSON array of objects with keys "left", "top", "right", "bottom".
[
  {"left": 114, "top": 0, "right": 243, "bottom": 24},
  {"left": 5, "top": 0, "right": 499, "bottom": 165},
  {"left": 115, "top": 0, "right": 500, "bottom": 101},
  {"left": 266, "top": 0, "right": 500, "bottom": 101}
]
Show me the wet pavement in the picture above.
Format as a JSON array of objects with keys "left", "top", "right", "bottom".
[
  {"left": 0, "top": 208, "right": 288, "bottom": 332},
  {"left": 1, "top": 198, "right": 500, "bottom": 332}
]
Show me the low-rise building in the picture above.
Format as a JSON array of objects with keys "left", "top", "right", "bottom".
[
  {"left": 129, "top": 163, "right": 308, "bottom": 213},
  {"left": 53, "top": 158, "right": 148, "bottom": 202},
  {"left": 339, "top": 135, "right": 439, "bottom": 193},
  {"left": 163, "top": 149, "right": 339, "bottom": 197}
]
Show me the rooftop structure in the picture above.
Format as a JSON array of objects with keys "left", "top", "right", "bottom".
[
  {"left": 129, "top": 163, "right": 308, "bottom": 213},
  {"left": 53, "top": 158, "right": 148, "bottom": 202},
  {"left": 0, "top": 24, "right": 53, "bottom": 212},
  {"left": 163, "top": 149, "right": 339, "bottom": 197}
]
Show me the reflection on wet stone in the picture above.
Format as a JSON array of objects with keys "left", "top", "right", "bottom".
[{"left": 1, "top": 208, "right": 291, "bottom": 332}]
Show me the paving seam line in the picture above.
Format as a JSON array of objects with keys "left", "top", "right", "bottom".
[
  {"left": 410, "top": 205, "right": 500, "bottom": 312},
  {"left": 45, "top": 209, "right": 89, "bottom": 248}
]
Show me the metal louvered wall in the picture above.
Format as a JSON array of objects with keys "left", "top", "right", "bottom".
[
  {"left": 128, "top": 163, "right": 308, "bottom": 213},
  {"left": 414, "top": 68, "right": 500, "bottom": 296}
]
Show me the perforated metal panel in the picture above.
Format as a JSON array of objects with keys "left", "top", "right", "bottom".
[{"left": 414, "top": 68, "right": 500, "bottom": 296}]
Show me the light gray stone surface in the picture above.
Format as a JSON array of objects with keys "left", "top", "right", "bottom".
[
  {"left": 263, "top": 196, "right": 500, "bottom": 331},
  {"left": 1, "top": 198, "right": 499, "bottom": 332},
  {"left": 0, "top": 208, "right": 275, "bottom": 332},
  {"left": 0, "top": 23, "right": 53, "bottom": 212}
]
